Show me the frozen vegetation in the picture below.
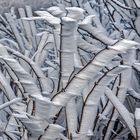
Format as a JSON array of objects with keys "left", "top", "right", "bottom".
[{"left": 0, "top": 0, "right": 140, "bottom": 140}]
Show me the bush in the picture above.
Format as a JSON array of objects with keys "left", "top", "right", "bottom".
[{"left": 0, "top": 0, "right": 140, "bottom": 140}]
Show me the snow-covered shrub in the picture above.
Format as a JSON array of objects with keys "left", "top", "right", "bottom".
[{"left": 0, "top": 0, "right": 140, "bottom": 140}]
